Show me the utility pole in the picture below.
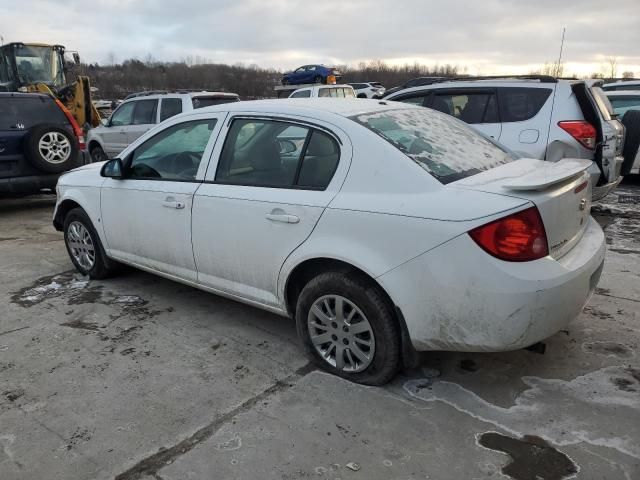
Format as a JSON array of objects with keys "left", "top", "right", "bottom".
[{"left": 555, "top": 27, "right": 566, "bottom": 77}]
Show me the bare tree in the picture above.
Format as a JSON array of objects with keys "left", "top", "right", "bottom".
[
  {"left": 622, "top": 71, "right": 635, "bottom": 79},
  {"left": 606, "top": 56, "right": 618, "bottom": 79}
]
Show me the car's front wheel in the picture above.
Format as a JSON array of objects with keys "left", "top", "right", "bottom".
[
  {"left": 90, "top": 144, "right": 108, "bottom": 163},
  {"left": 296, "top": 271, "right": 401, "bottom": 385},
  {"left": 63, "top": 207, "right": 118, "bottom": 279}
]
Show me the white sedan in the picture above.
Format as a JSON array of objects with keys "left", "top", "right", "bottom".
[{"left": 54, "top": 99, "right": 605, "bottom": 385}]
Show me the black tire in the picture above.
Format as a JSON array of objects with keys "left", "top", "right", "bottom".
[
  {"left": 314, "top": 75, "right": 323, "bottom": 84},
  {"left": 90, "top": 144, "right": 108, "bottom": 163},
  {"left": 357, "top": 93, "right": 367, "bottom": 99},
  {"left": 24, "top": 124, "right": 80, "bottom": 173},
  {"left": 295, "top": 271, "right": 401, "bottom": 385},
  {"left": 282, "top": 79, "right": 289, "bottom": 86},
  {"left": 63, "top": 207, "right": 118, "bottom": 279},
  {"left": 621, "top": 110, "right": 640, "bottom": 175}
]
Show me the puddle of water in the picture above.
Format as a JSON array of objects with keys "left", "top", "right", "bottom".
[
  {"left": 478, "top": 432, "right": 578, "bottom": 480},
  {"left": 403, "top": 366, "right": 640, "bottom": 459}
]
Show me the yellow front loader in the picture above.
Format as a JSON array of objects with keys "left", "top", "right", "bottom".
[{"left": 0, "top": 42, "right": 101, "bottom": 128}]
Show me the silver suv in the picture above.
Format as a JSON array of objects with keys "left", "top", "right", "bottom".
[
  {"left": 86, "top": 90, "right": 239, "bottom": 162},
  {"left": 384, "top": 76, "right": 625, "bottom": 200}
]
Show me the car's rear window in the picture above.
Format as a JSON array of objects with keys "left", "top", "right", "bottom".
[
  {"left": 0, "top": 96, "right": 66, "bottom": 129},
  {"left": 192, "top": 96, "right": 240, "bottom": 108},
  {"left": 351, "top": 108, "right": 513, "bottom": 184}
]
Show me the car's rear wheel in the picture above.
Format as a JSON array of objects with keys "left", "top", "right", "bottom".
[
  {"left": 90, "top": 144, "right": 108, "bottom": 163},
  {"left": 621, "top": 110, "right": 640, "bottom": 175},
  {"left": 25, "top": 124, "right": 79, "bottom": 173},
  {"left": 295, "top": 271, "right": 401, "bottom": 385},
  {"left": 63, "top": 208, "right": 118, "bottom": 279},
  {"left": 314, "top": 75, "right": 323, "bottom": 84}
]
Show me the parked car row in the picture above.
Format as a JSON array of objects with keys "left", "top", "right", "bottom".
[{"left": 54, "top": 99, "right": 606, "bottom": 385}]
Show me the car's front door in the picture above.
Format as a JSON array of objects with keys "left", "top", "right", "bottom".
[
  {"left": 102, "top": 101, "right": 135, "bottom": 157},
  {"left": 100, "top": 113, "right": 226, "bottom": 281},
  {"left": 192, "top": 115, "right": 350, "bottom": 307},
  {"left": 426, "top": 88, "right": 502, "bottom": 140},
  {"left": 290, "top": 66, "right": 305, "bottom": 84},
  {"left": 125, "top": 99, "right": 158, "bottom": 144}
]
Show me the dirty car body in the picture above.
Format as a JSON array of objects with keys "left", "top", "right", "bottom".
[{"left": 53, "top": 99, "right": 605, "bottom": 384}]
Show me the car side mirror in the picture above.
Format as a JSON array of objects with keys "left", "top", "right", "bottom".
[
  {"left": 101, "top": 118, "right": 109, "bottom": 126},
  {"left": 101, "top": 158, "right": 124, "bottom": 178}
]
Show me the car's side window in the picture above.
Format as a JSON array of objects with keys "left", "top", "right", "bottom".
[
  {"left": 344, "top": 88, "right": 355, "bottom": 98},
  {"left": 215, "top": 118, "right": 340, "bottom": 190},
  {"left": 127, "top": 119, "right": 217, "bottom": 181},
  {"left": 318, "top": 88, "right": 331, "bottom": 98},
  {"left": 431, "top": 92, "right": 499, "bottom": 124},
  {"left": 290, "top": 90, "right": 311, "bottom": 98},
  {"left": 498, "top": 88, "right": 552, "bottom": 123},
  {"left": 395, "top": 93, "right": 429, "bottom": 106},
  {"left": 110, "top": 102, "right": 135, "bottom": 126},
  {"left": 307, "top": 66, "right": 316, "bottom": 71},
  {"left": 297, "top": 130, "right": 340, "bottom": 189},
  {"left": 160, "top": 98, "right": 183, "bottom": 122},
  {"left": 132, "top": 99, "right": 158, "bottom": 125}
]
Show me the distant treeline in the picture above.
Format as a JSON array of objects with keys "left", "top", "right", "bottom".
[{"left": 80, "top": 59, "right": 461, "bottom": 100}]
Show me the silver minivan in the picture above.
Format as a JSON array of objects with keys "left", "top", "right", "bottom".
[{"left": 86, "top": 91, "right": 240, "bottom": 162}]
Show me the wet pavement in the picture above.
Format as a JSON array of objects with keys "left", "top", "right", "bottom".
[{"left": 1, "top": 180, "right": 639, "bottom": 480}]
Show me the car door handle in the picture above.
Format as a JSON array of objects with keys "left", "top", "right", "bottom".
[
  {"left": 265, "top": 213, "right": 299, "bottom": 224},
  {"left": 163, "top": 200, "right": 185, "bottom": 209}
]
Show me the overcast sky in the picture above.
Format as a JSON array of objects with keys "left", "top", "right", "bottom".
[{"left": 3, "top": 0, "right": 639, "bottom": 76}]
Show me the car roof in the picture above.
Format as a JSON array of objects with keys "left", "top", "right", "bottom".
[
  {"left": 604, "top": 80, "right": 640, "bottom": 87},
  {"left": 124, "top": 91, "right": 238, "bottom": 101},
  {"left": 604, "top": 90, "right": 640, "bottom": 96},
  {"left": 386, "top": 79, "right": 567, "bottom": 98},
  {"left": 193, "top": 98, "right": 416, "bottom": 118}
]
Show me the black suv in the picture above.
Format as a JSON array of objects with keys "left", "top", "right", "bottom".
[{"left": 0, "top": 92, "right": 87, "bottom": 194}]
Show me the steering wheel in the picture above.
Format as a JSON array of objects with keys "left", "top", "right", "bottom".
[
  {"left": 131, "top": 163, "right": 161, "bottom": 178},
  {"left": 173, "top": 151, "right": 200, "bottom": 179}
]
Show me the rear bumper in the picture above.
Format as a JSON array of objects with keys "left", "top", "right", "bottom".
[
  {"left": 378, "top": 216, "right": 606, "bottom": 352},
  {"left": 0, "top": 174, "right": 59, "bottom": 193},
  {"left": 0, "top": 151, "right": 89, "bottom": 194}
]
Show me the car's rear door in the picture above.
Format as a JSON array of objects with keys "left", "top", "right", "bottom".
[
  {"left": 426, "top": 88, "right": 502, "bottom": 140},
  {"left": 192, "top": 114, "right": 351, "bottom": 308},
  {"left": 100, "top": 113, "right": 225, "bottom": 281}
]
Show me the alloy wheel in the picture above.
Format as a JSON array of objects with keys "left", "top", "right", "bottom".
[
  {"left": 307, "top": 294, "right": 375, "bottom": 372},
  {"left": 67, "top": 221, "right": 96, "bottom": 271},
  {"left": 38, "top": 132, "right": 71, "bottom": 164}
]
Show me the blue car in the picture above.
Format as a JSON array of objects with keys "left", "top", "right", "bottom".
[{"left": 281, "top": 65, "right": 342, "bottom": 86}]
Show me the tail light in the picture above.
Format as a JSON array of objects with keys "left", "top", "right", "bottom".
[
  {"left": 468, "top": 207, "right": 548, "bottom": 262},
  {"left": 55, "top": 99, "right": 86, "bottom": 150},
  {"left": 558, "top": 121, "right": 596, "bottom": 149}
]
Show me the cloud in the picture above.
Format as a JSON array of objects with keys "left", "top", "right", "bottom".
[{"left": 2, "top": 0, "right": 639, "bottom": 75}]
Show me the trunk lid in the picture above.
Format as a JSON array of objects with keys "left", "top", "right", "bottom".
[{"left": 452, "top": 158, "right": 593, "bottom": 259}]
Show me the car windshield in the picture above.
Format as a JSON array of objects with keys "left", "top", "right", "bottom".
[
  {"left": 351, "top": 108, "right": 514, "bottom": 184},
  {"left": 14, "top": 45, "right": 65, "bottom": 88}
]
